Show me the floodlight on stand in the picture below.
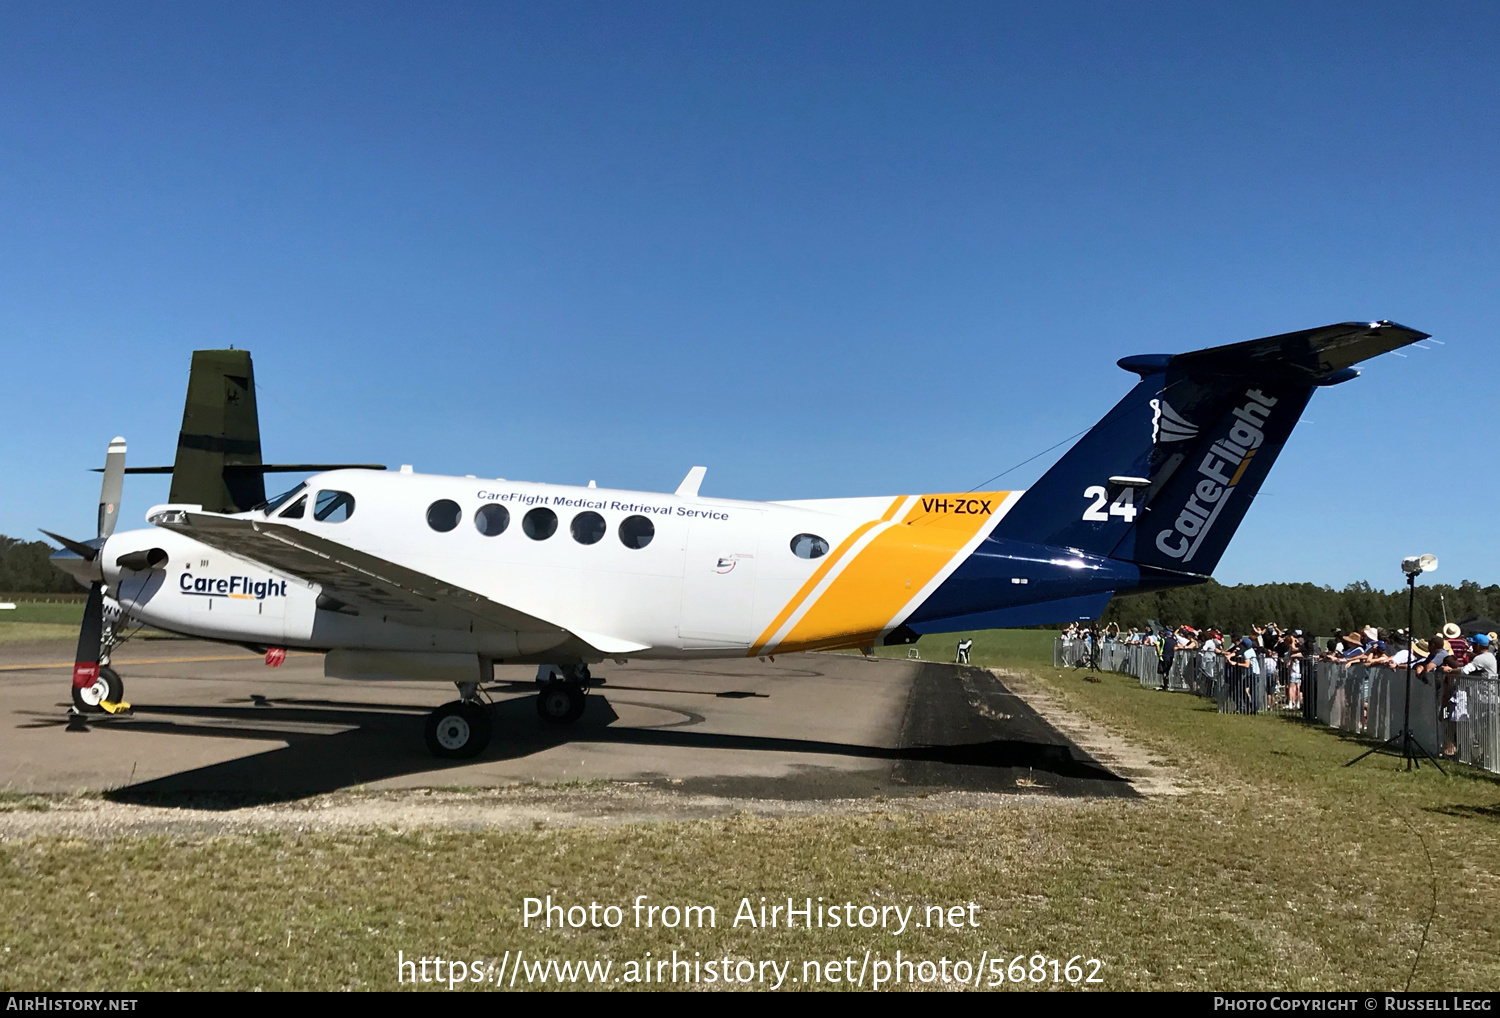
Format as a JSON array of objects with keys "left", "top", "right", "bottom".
[
  {"left": 1401, "top": 554, "right": 1438, "bottom": 577},
  {"left": 1350, "top": 551, "right": 1444, "bottom": 773}
]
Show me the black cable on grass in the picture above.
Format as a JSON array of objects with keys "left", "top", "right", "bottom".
[{"left": 1394, "top": 807, "right": 1438, "bottom": 992}]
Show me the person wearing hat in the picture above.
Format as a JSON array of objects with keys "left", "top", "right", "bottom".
[
  {"left": 1443, "top": 623, "right": 1471, "bottom": 667},
  {"left": 1157, "top": 624, "right": 1177, "bottom": 690},
  {"left": 1460, "top": 632, "right": 1497, "bottom": 679},
  {"left": 1388, "top": 635, "right": 1422, "bottom": 670},
  {"left": 1284, "top": 630, "right": 1306, "bottom": 710},
  {"left": 1415, "top": 632, "right": 1450, "bottom": 680},
  {"left": 1229, "top": 635, "right": 1261, "bottom": 708},
  {"left": 1340, "top": 632, "right": 1369, "bottom": 661}
]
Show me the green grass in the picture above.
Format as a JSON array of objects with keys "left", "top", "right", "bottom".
[
  {"left": 3, "top": 629, "right": 1498, "bottom": 991},
  {"left": 0, "top": 600, "right": 173, "bottom": 644},
  {"left": 0, "top": 601, "right": 86, "bottom": 625},
  {"left": 0, "top": 601, "right": 85, "bottom": 644},
  {"left": 838, "top": 629, "right": 1059, "bottom": 671}
]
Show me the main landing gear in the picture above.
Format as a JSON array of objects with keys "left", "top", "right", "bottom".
[
  {"left": 536, "top": 664, "right": 590, "bottom": 725},
  {"left": 424, "top": 682, "right": 492, "bottom": 759},
  {"left": 422, "top": 665, "right": 593, "bottom": 757}
]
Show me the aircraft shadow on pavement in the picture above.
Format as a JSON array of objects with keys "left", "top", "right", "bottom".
[{"left": 21, "top": 665, "right": 1133, "bottom": 807}]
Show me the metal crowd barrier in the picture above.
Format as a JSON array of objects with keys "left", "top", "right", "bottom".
[
  {"left": 1312, "top": 660, "right": 1440, "bottom": 758},
  {"left": 1051, "top": 638, "right": 1500, "bottom": 774},
  {"left": 1453, "top": 675, "right": 1500, "bottom": 772}
]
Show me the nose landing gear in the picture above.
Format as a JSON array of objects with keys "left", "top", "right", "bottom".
[{"left": 72, "top": 665, "right": 126, "bottom": 715}]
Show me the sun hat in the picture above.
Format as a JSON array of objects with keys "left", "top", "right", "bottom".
[{"left": 1443, "top": 623, "right": 1461, "bottom": 640}]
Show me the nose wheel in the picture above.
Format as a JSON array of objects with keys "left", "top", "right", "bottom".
[
  {"left": 72, "top": 665, "right": 125, "bottom": 715},
  {"left": 423, "top": 699, "right": 492, "bottom": 759}
]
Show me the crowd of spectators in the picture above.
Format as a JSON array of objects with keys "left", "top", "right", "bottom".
[{"left": 1060, "top": 619, "right": 1498, "bottom": 754}]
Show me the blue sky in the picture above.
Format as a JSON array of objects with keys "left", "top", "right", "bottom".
[{"left": 1, "top": 2, "right": 1495, "bottom": 590}]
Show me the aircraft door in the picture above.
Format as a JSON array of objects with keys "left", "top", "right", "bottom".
[{"left": 678, "top": 512, "right": 763, "bottom": 649}]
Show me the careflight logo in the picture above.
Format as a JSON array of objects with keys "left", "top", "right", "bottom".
[
  {"left": 1150, "top": 398, "right": 1198, "bottom": 444},
  {"left": 1154, "top": 389, "right": 1278, "bottom": 564},
  {"left": 180, "top": 572, "right": 288, "bottom": 600}
]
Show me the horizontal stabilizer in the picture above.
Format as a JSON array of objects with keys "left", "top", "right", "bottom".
[
  {"left": 1119, "top": 320, "right": 1428, "bottom": 381},
  {"left": 106, "top": 463, "right": 386, "bottom": 474},
  {"left": 998, "top": 319, "right": 1428, "bottom": 577}
]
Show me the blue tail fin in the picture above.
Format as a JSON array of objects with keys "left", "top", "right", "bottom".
[{"left": 992, "top": 321, "right": 1427, "bottom": 576}]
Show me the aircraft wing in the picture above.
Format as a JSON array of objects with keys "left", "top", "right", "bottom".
[{"left": 152, "top": 510, "right": 649, "bottom": 655}]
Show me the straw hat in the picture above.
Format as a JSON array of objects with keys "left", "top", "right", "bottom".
[
  {"left": 1413, "top": 639, "right": 1430, "bottom": 656},
  {"left": 1443, "top": 622, "right": 1461, "bottom": 640}
]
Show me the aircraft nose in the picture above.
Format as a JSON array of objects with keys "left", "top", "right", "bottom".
[{"left": 49, "top": 542, "right": 103, "bottom": 586}]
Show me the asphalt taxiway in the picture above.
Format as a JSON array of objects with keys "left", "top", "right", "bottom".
[{"left": 0, "top": 638, "right": 1131, "bottom": 802}]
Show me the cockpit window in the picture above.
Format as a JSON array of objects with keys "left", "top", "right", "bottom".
[
  {"left": 261, "top": 482, "right": 306, "bottom": 515},
  {"left": 314, "top": 490, "right": 355, "bottom": 523},
  {"left": 278, "top": 495, "right": 307, "bottom": 519}
]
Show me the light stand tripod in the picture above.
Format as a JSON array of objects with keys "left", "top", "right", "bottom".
[{"left": 1346, "top": 555, "right": 1444, "bottom": 773}]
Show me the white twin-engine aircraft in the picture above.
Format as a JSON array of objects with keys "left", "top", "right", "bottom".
[{"left": 48, "top": 321, "right": 1426, "bottom": 757}]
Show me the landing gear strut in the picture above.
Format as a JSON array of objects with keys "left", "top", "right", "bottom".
[
  {"left": 536, "top": 664, "right": 589, "bottom": 725},
  {"left": 424, "top": 683, "right": 492, "bottom": 759}
]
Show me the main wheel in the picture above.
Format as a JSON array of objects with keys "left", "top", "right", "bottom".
[
  {"left": 72, "top": 666, "right": 124, "bottom": 715},
  {"left": 536, "top": 681, "right": 586, "bottom": 724},
  {"left": 424, "top": 700, "right": 493, "bottom": 759}
]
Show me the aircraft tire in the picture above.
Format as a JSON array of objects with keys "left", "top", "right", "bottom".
[
  {"left": 536, "top": 681, "right": 586, "bottom": 724},
  {"left": 424, "top": 700, "right": 492, "bottom": 758},
  {"left": 72, "top": 666, "right": 124, "bottom": 715}
]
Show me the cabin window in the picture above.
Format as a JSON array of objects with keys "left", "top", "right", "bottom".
[
  {"left": 278, "top": 496, "right": 307, "bottom": 520},
  {"left": 314, "top": 490, "right": 355, "bottom": 523},
  {"left": 426, "top": 499, "right": 462, "bottom": 533},
  {"left": 790, "top": 533, "right": 830, "bottom": 559},
  {"left": 571, "top": 511, "right": 606, "bottom": 545},
  {"left": 618, "top": 515, "right": 655, "bottom": 549},
  {"left": 523, "top": 507, "right": 558, "bottom": 540},
  {"left": 474, "top": 504, "right": 510, "bottom": 536}
]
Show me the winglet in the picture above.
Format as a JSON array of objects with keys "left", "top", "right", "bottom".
[{"left": 675, "top": 466, "right": 707, "bottom": 498}]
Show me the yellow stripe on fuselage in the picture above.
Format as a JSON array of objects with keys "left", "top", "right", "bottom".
[
  {"left": 765, "top": 491, "right": 1009, "bottom": 655},
  {"left": 748, "top": 495, "right": 906, "bottom": 655}
]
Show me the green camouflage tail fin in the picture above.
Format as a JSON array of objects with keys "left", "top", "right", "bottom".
[
  {"left": 167, "top": 350, "right": 266, "bottom": 513},
  {"left": 121, "top": 349, "right": 384, "bottom": 511}
]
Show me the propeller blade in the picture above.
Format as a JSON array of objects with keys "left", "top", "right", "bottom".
[
  {"left": 98, "top": 436, "right": 126, "bottom": 540},
  {"left": 73, "top": 582, "right": 105, "bottom": 690},
  {"left": 41, "top": 529, "right": 99, "bottom": 562}
]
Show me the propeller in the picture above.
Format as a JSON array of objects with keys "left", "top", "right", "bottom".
[{"left": 46, "top": 437, "right": 130, "bottom": 714}]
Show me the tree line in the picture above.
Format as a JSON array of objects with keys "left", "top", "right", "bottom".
[
  {"left": 1100, "top": 578, "right": 1500, "bottom": 639},
  {"left": 0, "top": 536, "right": 81, "bottom": 595}
]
